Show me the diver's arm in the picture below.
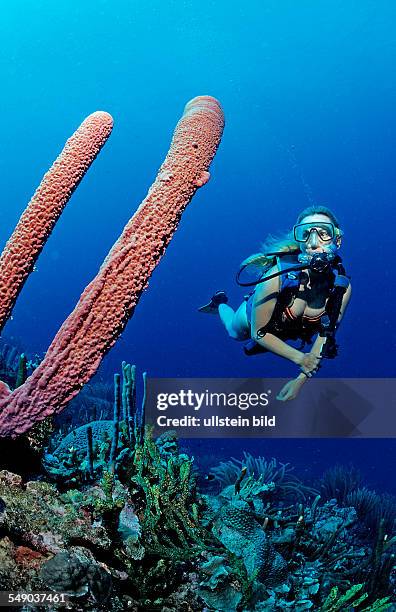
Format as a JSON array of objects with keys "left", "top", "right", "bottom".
[
  {"left": 309, "top": 282, "right": 352, "bottom": 359},
  {"left": 310, "top": 334, "right": 327, "bottom": 358},
  {"left": 256, "top": 332, "right": 304, "bottom": 364},
  {"left": 337, "top": 282, "right": 352, "bottom": 323},
  {"left": 250, "top": 265, "right": 304, "bottom": 366}
]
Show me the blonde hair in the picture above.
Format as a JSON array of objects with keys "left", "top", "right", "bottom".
[{"left": 241, "top": 205, "right": 342, "bottom": 273}]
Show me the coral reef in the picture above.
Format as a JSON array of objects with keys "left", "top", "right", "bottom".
[
  {"left": 213, "top": 499, "right": 288, "bottom": 586},
  {"left": 321, "top": 465, "right": 396, "bottom": 539},
  {"left": 211, "top": 451, "right": 318, "bottom": 501},
  {"left": 130, "top": 425, "right": 207, "bottom": 561},
  {"left": 0, "top": 471, "right": 112, "bottom": 556},
  {"left": 319, "top": 583, "right": 391, "bottom": 611},
  {"left": 0, "top": 391, "right": 395, "bottom": 610},
  {"left": 320, "top": 463, "right": 363, "bottom": 504},
  {"left": 40, "top": 549, "right": 112, "bottom": 603},
  {"left": 42, "top": 362, "right": 139, "bottom": 485},
  {"left": 197, "top": 454, "right": 395, "bottom": 611},
  {"left": 0, "top": 96, "right": 224, "bottom": 437},
  {"left": 42, "top": 420, "right": 119, "bottom": 484},
  {"left": 0, "top": 337, "right": 41, "bottom": 388}
]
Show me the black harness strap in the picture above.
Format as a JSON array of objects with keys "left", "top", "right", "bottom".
[
  {"left": 319, "top": 264, "right": 350, "bottom": 358},
  {"left": 244, "top": 257, "right": 350, "bottom": 358}
]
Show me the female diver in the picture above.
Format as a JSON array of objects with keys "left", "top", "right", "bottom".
[{"left": 199, "top": 205, "right": 352, "bottom": 401}]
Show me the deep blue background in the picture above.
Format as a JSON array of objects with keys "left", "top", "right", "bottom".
[{"left": 0, "top": 1, "right": 395, "bottom": 490}]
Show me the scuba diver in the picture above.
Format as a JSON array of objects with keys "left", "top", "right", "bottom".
[{"left": 199, "top": 205, "right": 351, "bottom": 401}]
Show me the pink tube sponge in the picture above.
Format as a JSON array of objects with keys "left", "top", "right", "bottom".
[
  {"left": 0, "top": 96, "right": 224, "bottom": 437},
  {"left": 0, "top": 111, "right": 113, "bottom": 334}
]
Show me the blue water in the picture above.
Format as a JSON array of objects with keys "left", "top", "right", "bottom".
[{"left": 0, "top": 2, "right": 395, "bottom": 492}]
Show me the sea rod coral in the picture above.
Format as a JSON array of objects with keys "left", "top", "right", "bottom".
[{"left": 0, "top": 96, "right": 224, "bottom": 437}]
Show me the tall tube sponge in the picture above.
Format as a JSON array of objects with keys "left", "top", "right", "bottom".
[
  {"left": 0, "top": 111, "right": 114, "bottom": 334},
  {"left": 0, "top": 96, "right": 224, "bottom": 437}
]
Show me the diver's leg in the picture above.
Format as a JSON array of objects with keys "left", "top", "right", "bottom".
[
  {"left": 198, "top": 291, "right": 228, "bottom": 314},
  {"left": 199, "top": 291, "right": 249, "bottom": 340},
  {"left": 218, "top": 302, "right": 249, "bottom": 340}
]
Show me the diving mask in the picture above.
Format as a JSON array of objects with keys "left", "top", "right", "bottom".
[{"left": 293, "top": 221, "right": 339, "bottom": 243}]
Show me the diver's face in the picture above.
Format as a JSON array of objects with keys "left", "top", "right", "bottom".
[{"left": 297, "top": 213, "right": 341, "bottom": 257}]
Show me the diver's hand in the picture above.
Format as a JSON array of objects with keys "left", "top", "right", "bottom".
[
  {"left": 297, "top": 352, "right": 321, "bottom": 376},
  {"left": 276, "top": 377, "right": 306, "bottom": 402}
]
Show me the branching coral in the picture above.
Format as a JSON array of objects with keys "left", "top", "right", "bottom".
[
  {"left": 319, "top": 583, "right": 392, "bottom": 611},
  {"left": 130, "top": 425, "right": 208, "bottom": 561},
  {"left": 211, "top": 451, "right": 318, "bottom": 501},
  {"left": 320, "top": 463, "right": 363, "bottom": 504}
]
